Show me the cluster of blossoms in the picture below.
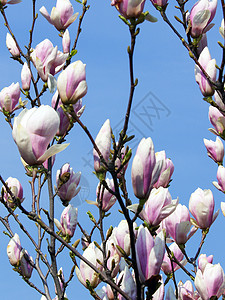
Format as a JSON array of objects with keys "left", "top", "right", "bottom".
[{"left": 1, "top": 0, "right": 225, "bottom": 299}]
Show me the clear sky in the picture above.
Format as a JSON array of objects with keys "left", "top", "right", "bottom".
[{"left": 0, "top": 0, "right": 224, "bottom": 299}]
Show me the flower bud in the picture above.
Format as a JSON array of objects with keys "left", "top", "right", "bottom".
[
  {"left": 195, "top": 47, "right": 216, "bottom": 97},
  {"left": 0, "top": 82, "right": 20, "bottom": 113},
  {"left": 6, "top": 33, "right": 20, "bottom": 57},
  {"left": 3, "top": 177, "right": 23, "bottom": 208},
  {"left": 62, "top": 29, "right": 71, "bottom": 53},
  {"left": 131, "top": 137, "right": 156, "bottom": 199},
  {"left": 55, "top": 163, "right": 81, "bottom": 205},
  {"left": 21, "top": 62, "right": 31, "bottom": 91},
  {"left": 54, "top": 204, "right": 78, "bottom": 238},
  {"left": 96, "top": 179, "right": 117, "bottom": 211},
  {"left": 7, "top": 233, "right": 22, "bottom": 266},
  {"left": 57, "top": 60, "right": 87, "bottom": 105},
  {"left": 150, "top": 0, "right": 167, "bottom": 7},
  {"left": 20, "top": 250, "right": 33, "bottom": 278},
  {"left": 93, "top": 119, "right": 111, "bottom": 173}
]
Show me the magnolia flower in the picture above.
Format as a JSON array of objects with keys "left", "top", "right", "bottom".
[
  {"left": 40, "top": 0, "right": 78, "bottom": 31},
  {"left": 213, "top": 165, "right": 225, "bottom": 192},
  {"left": 111, "top": 0, "right": 146, "bottom": 19},
  {"left": 0, "top": 0, "right": 21, "bottom": 5},
  {"left": 54, "top": 204, "right": 78, "bottom": 238},
  {"left": 3, "top": 177, "right": 23, "bottom": 208},
  {"left": 93, "top": 119, "right": 111, "bottom": 172},
  {"left": 195, "top": 47, "right": 216, "bottom": 97},
  {"left": 57, "top": 60, "right": 87, "bottom": 105},
  {"left": 189, "top": 188, "right": 219, "bottom": 229},
  {"left": 154, "top": 151, "right": 174, "bottom": 188},
  {"left": 76, "top": 242, "right": 103, "bottom": 288},
  {"left": 204, "top": 136, "right": 224, "bottom": 163},
  {"left": 0, "top": 82, "right": 20, "bottom": 113},
  {"left": 31, "top": 39, "right": 68, "bottom": 82},
  {"left": 12, "top": 105, "right": 68, "bottom": 165},
  {"left": 189, "top": 0, "right": 217, "bottom": 38},
  {"left": 55, "top": 163, "right": 81, "bottom": 205},
  {"left": 131, "top": 137, "right": 156, "bottom": 199},
  {"left": 21, "top": 62, "right": 31, "bottom": 91}
]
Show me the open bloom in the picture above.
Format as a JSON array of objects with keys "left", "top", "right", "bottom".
[
  {"left": 195, "top": 47, "right": 216, "bottom": 97},
  {"left": 135, "top": 225, "right": 165, "bottom": 283},
  {"left": 57, "top": 60, "right": 87, "bottom": 105},
  {"left": 12, "top": 105, "right": 68, "bottom": 165},
  {"left": 40, "top": 0, "right": 78, "bottom": 31},
  {"left": 54, "top": 204, "right": 78, "bottom": 238},
  {"left": 0, "top": 82, "right": 20, "bottom": 113},
  {"left": 178, "top": 280, "right": 200, "bottom": 300},
  {"left": 129, "top": 187, "right": 178, "bottom": 227},
  {"left": 189, "top": 0, "right": 217, "bottom": 38},
  {"left": 111, "top": 0, "right": 146, "bottom": 19},
  {"left": 31, "top": 39, "right": 68, "bottom": 82},
  {"left": 93, "top": 119, "right": 111, "bottom": 172},
  {"left": 55, "top": 163, "right": 81, "bottom": 205}
]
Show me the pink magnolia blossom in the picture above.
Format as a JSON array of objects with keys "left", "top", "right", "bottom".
[
  {"left": 135, "top": 225, "right": 165, "bottom": 283},
  {"left": 189, "top": 0, "right": 217, "bottom": 37},
  {"left": 31, "top": 39, "right": 68, "bottom": 82},
  {"left": 0, "top": 82, "right": 20, "bottom": 113},
  {"left": 131, "top": 137, "right": 156, "bottom": 199},
  {"left": 178, "top": 280, "right": 200, "bottom": 300},
  {"left": 106, "top": 238, "right": 121, "bottom": 278},
  {"left": 111, "top": 0, "right": 146, "bottom": 19},
  {"left": 189, "top": 188, "right": 219, "bottom": 229},
  {"left": 12, "top": 105, "right": 68, "bottom": 165},
  {"left": 164, "top": 204, "right": 196, "bottom": 245},
  {"left": 75, "top": 242, "right": 103, "bottom": 288},
  {"left": 93, "top": 119, "right": 111, "bottom": 173},
  {"left": 198, "top": 254, "right": 213, "bottom": 273},
  {"left": 3, "top": 177, "right": 23, "bottom": 208},
  {"left": 161, "top": 242, "right": 186, "bottom": 275},
  {"left": 195, "top": 263, "right": 225, "bottom": 300},
  {"left": 154, "top": 151, "right": 174, "bottom": 188},
  {"left": 54, "top": 204, "right": 78, "bottom": 238},
  {"left": 7, "top": 233, "right": 22, "bottom": 266},
  {"left": 112, "top": 220, "right": 137, "bottom": 256},
  {"left": 55, "top": 163, "right": 81, "bottom": 205},
  {"left": 213, "top": 165, "right": 225, "bottom": 192},
  {"left": 40, "top": 0, "right": 78, "bottom": 31},
  {"left": 195, "top": 47, "right": 216, "bottom": 97},
  {"left": 208, "top": 106, "right": 225, "bottom": 136},
  {"left": 117, "top": 266, "right": 136, "bottom": 300},
  {"left": 204, "top": 136, "right": 224, "bottom": 163},
  {"left": 57, "top": 60, "right": 87, "bottom": 105}
]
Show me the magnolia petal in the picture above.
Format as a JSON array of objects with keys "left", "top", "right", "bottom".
[
  {"left": 47, "top": 74, "right": 57, "bottom": 93},
  {"left": 39, "top": 6, "right": 53, "bottom": 24},
  {"left": 64, "top": 12, "right": 79, "bottom": 28},
  {"left": 37, "top": 143, "right": 69, "bottom": 164}
]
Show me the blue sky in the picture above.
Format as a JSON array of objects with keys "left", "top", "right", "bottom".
[{"left": 0, "top": 0, "right": 224, "bottom": 299}]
